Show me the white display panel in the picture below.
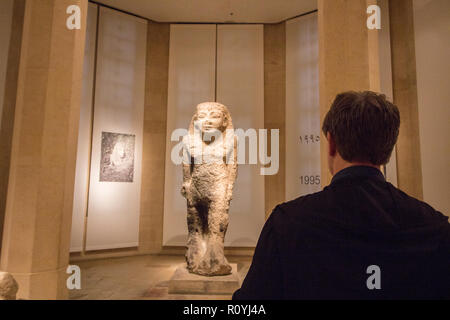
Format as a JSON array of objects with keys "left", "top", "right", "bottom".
[
  {"left": 285, "top": 13, "right": 321, "bottom": 201},
  {"left": 85, "top": 7, "right": 147, "bottom": 250},
  {"left": 216, "top": 25, "right": 265, "bottom": 247},
  {"left": 163, "top": 24, "right": 217, "bottom": 246},
  {"left": 71, "top": 3, "right": 98, "bottom": 252}
]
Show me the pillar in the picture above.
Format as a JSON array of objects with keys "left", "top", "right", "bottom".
[
  {"left": 264, "top": 23, "right": 286, "bottom": 218},
  {"left": 318, "top": 0, "right": 381, "bottom": 185},
  {"left": 0, "top": 0, "right": 25, "bottom": 256},
  {"left": 389, "top": 0, "right": 423, "bottom": 199},
  {"left": 0, "top": 0, "right": 88, "bottom": 299},
  {"left": 138, "top": 21, "right": 170, "bottom": 253}
]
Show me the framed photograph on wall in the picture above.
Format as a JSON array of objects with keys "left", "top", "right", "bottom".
[{"left": 100, "top": 132, "right": 135, "bottom": 183}]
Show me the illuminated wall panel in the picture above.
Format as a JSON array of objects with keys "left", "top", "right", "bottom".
[
  {"left": 85, "top": 7, "right": 147, "bottom": 250},
  {"left": 163, "top": 24, "right": 217, "bottom": 246},
  {"left": 216, "top": 24, "right": 265, "bottom": 247},
  {"left": 285, "top": 13, "right": 321, "bottom": 201}
]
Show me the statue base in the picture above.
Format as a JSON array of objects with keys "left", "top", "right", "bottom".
[{"left": 168, "top": 263, "right": 240, "bottom": 295}]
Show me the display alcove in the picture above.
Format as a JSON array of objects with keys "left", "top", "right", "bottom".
[{"left": 69, "top": 1, "right": 397, "bottom": 260}]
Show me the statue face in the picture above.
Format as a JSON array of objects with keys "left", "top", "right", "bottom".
[{"left": 196, "top": 106, "right": 226, "bottom": 133}]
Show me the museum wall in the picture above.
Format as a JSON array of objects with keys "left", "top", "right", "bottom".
[
  {"left": 216, "top": 24, "right": 265, "bottom": 246},
  {"left": 70, "top": 5, "right": 147, "bottom": 252},
  {"left": 85, "top": 7, "right": 146, "bottom": 250},
  {"left": 70, "top": 10, "right": 324, "bottom": 253},
  {"left": 68, "top": 2, "right": 449, "bottom": 255},
  {"left": 285, "top": 8, "right": 397, "bottom": 200},
  {"left": 413, "top": 0, "right": 450, "bottom": 215},
  {"left": 71, "top": 3, "right": 98, "bottom": 252},
  {"left": 162, "top": 24, "right": 216, "bottom": 248},
  {"left": 67, "top": 5, "right": 400, "bottom": 254},
  {"left": 285, "top": 12, "right": 321, "bottom": 201}
]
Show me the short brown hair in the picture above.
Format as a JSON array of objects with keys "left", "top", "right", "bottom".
[{"left": 322, "top": 91, "right": 400, "bottom": 165}]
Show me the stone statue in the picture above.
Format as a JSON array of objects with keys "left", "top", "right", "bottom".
[
  {"left": 181, "top": 102, "right": 237, "bottom": 276},
  {"left": 0, "top": 272, "right": 18, "bottom": 300}
]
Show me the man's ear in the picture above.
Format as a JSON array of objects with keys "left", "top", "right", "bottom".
[{"left": 327, "top": 132, "right": 337, "bottom": 157}]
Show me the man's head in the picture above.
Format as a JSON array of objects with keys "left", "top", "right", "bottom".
[{"left": 322, "top": 91, "right": 400, "bottom": 175}]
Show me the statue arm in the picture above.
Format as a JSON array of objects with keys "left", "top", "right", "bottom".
[
  {"left": 181, "top": 164, "right": 192, "bottom": 200},
  {"left": 181, "top": 137, "right": 192, "bottom": 199},
  {"left": 226, "top": 135, "right": 238, "bottom": 201}
]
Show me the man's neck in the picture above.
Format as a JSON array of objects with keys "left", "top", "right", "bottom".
[{"left": 333, "top": 158, "right": 380, "bottom": 176}]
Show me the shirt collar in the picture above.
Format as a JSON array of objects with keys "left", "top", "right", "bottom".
[{"left": 330, "top": 165, "right": 385, "bottom": 185}]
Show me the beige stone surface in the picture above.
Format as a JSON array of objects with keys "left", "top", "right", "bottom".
[
  {"left": 168, "top": 263, "right": 239, "bottom": 295},
  {"left": 318, "top": 0, "right": 380, "bottom": 186},
  {"left": 139, "top": 21, "right": 170, "bottom": 254},
  {"left": 389, "top": 0, "right": 423, "bottom": 200},
  {"left": 182, "top": 102, "right": 237, "bottom": 276},
  {"left": 0, "top": 0, "right": 88, "bottom": 299},
  {"left": 0, "top": 0, "right": 25, "bottom": 257},
  {"left": 264, "top": 22, "right": 286, "bottom": 219}
]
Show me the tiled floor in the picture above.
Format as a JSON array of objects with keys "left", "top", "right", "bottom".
[{"left": 69, "top": 254, "right": 252, "bottom": 300}]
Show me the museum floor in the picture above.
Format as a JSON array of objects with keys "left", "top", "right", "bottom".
[{"left": 69, "top": 254, "right": 252, "bottom": 300}]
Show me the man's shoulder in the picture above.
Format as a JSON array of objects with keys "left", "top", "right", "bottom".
[
  {"left": 268, "top": 190, "right": 330, "bottom": 228},
  {"left": 280, "top": 190, "right": 327, "bottom": 213},
  {"left": 269, "top": 182, "right": 449, "bottom": 231},
  {"left": 387, "top": 182, "right": 449, "bottom": 226}
]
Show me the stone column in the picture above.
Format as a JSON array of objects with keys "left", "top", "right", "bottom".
[
  {"left": 389, "top": 0, "right": 423, "bottom": 199},
  {"left": 264, "top": 22, "right": 286, "bottom": 219},
  {"left": 0, "top": 0, "right": 25, "bottom": 256},
  {"left": 318, "top": 0, "right": 381, "bottom": 185},
  {"left": 0, "top": 0, "right": 88, "bottom": 299},
  {"left": 138, "top": 21, "right": 170, "bottom": 254}
]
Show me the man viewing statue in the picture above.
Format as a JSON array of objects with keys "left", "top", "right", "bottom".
[{"left": 233, "top": 91, "right": 450, "bottom": 299}]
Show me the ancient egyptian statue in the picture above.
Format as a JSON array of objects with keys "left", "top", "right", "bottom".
[{"left": 181, "top": 102, "right": 237, "bottom": 276}]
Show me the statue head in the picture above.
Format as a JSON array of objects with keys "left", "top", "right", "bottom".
[{"left": 189, "top": 102, "right": 233, "bottom": 136}]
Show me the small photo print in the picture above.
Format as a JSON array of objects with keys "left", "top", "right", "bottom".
[{"left": 100, "top": 132, "right": 135, "bottom": 183}]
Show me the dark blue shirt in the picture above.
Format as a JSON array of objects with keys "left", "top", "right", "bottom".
[{"left": 233, "top": 166, "right": 450, "bottom": 299}]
